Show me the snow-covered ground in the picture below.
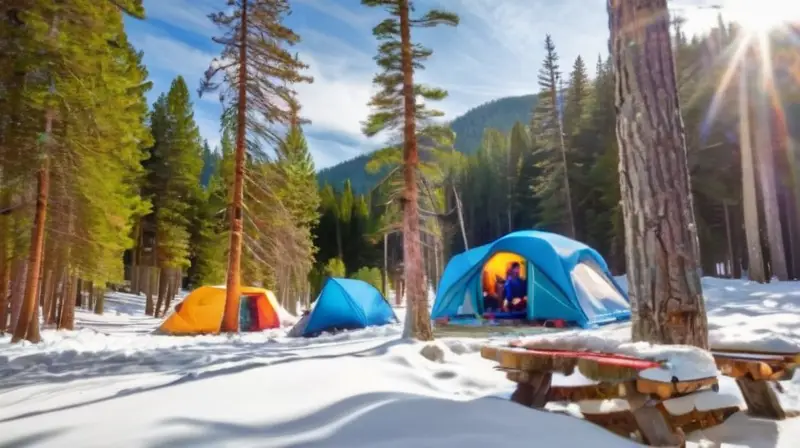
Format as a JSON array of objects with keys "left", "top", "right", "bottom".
[{"left": 1, "top": 278, "right": 799, "bottom": 447}]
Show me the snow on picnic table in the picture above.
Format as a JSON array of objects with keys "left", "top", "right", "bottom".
[{"left": 0, "top": 277, "right": 799, "bottom": 447}]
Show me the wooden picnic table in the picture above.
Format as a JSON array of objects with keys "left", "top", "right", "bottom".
[
  {"left": 481, "top": 344, "right": 739, "bottom": 447},
  {"left": 711, "top": 349, "right": 799, "bottom": 420}
]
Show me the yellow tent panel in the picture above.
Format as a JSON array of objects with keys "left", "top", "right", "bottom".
[
  {"left": 158, "top": 285, "right": 282, "bottom": 335},
  {"left": 481, "top": 252, "right": 526, "bottom": 295}
]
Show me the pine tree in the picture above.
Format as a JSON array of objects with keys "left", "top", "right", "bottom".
[
  {"left": 201, "top": 0, "right": 312, "bottom": 332},
  {"left": 199, "top": 140, "right": 219, "bottom": 188},
  {"left": 510, "top": 122, "right": 537, "bottom": 229},
  {"left": 156, "top": 77, "right": 203, "bottom": 270},
  {"left": 9, "top": 0, "right": 148, "bottom": 342},
  {"left": 530, "top": 35, "right": 575, "bottom": 238},
  {"left": 361, "top": 0, "right": 458, "bottom": 341},
  {"left": 273, "top": 99, "right": 320, "bottom": 306}
]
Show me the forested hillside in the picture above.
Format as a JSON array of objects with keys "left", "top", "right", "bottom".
[{"left": 317, "top": 94, "right": 537, "bottom": 193}]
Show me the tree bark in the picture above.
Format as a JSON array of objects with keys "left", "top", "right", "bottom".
[
  {"left": 452, "top": 185, "right": 469, "bottom": 250},
  {"left": 86, "top": 280, "right": 94, "bottom": 311},
  {"left": 608, "top": 0, "right": 708, "bottom": 348},
  {"left": 144, "top": 266, "right": 154, "bottom": 315},
  {"left": 723, "top": 201, "right": 735, "bottom": 278},
  {"left": 162, "top": 268, "right": 178, "bottom": 316},
  {"left": 0, "top": 238, "right": 9, "bottom": 334},
  {"left": 383, "top": 232, "right": 388, "bottom": 295},
  {"left": 753, "top": 78, "right": 788, "bottom": 280},
  {"left": 12, "top": 154, "right": 49, "bottom": 343},
  {"left": 738, "top": 61, "right": 767, "bottom": 283},
  {"left": 41, "top": 268, "right": 55, "bottom": 324},
  {"left": 222, "top": 0, "right": 249, "bottom": 333},
  {"left": 154, "top": 267, "right": 169, "bottom": 318},
  {"left": 552, "top": 75, "right": 576, "bottom": 239},
  {"left": 398, "top": 0, "right": 433, "bottom": 341},
  {"left": 9, "top": 258, "right": 26, "bottom": 331},
  {"left": 50, "top": 265, "right": 66, "bottom": 325},
  {"left": 58, "top": 273, "right": 77, "bottom": 330},
  {"left": 93, "top": 284, "right": 105, "bottom": 315}
]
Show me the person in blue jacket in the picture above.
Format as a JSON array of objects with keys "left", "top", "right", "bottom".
[{"left": 503, "top": 262, "right": 528, "bottom": 312}]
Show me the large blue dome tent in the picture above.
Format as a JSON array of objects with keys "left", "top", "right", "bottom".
[
  {"left": 291, "top": 277, "right": 398, "bottom": 337},
  {"left": 431, "top": 230, "right": 630, "bottom": 328}
]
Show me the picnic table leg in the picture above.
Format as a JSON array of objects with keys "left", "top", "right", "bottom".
[
  {"left": 624, "top": 385, "right": 684, "bottom": 447},
  {"left": 736, "top": 377, "right": 787, "bottom": 420},
  {"left": 510, "top": 372, "right": 552, "bottom": 409}
]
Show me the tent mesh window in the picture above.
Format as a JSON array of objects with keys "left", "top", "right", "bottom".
[{"left": 570, "top": 260, "right": 628, "bottom": 320}]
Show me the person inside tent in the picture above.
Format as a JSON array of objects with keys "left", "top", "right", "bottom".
[{"left": 503, "top": 262, "right": 527, "bottom": 312}]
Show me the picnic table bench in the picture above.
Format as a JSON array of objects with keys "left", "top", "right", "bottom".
[
  {"left": 481, "top": 343, "right": 740, "bottom": 447},
  {"left": 711, "top": 349, "right": 799, "bottom": 420}
]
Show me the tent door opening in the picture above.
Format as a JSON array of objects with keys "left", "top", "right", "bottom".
[
  {"left": 480, "top": 252, "right": 528, "bottom": 319},
  {"left": 238, "top": 294, "right": 267, "bottom": 332}
]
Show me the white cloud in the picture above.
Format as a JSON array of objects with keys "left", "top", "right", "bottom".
[
  {"left": 293, "top": 0, "right": 378, "bottom": 29},
  {"left": 134, "top": 33, "right": 216, "bottom": 78},
  {"left": 143, "top": 0, "right": 220, "bottom": 35}
]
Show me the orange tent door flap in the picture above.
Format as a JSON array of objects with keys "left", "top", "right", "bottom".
[{"left": 251, "top": 294, "right": 280, "bottom": 330}]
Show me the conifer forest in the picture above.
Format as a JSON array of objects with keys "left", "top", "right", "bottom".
[{"left": 1, "top": 0, "right": 799, "bottom": 346}]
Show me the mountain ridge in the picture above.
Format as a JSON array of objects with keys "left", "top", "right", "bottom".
[{"left": 317, "top": 93, "right": 538, "bottom": 193}]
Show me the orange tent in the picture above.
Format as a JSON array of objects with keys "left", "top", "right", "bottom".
[{"left": 158, "top": 285, "right": 282, "bottom": 335}]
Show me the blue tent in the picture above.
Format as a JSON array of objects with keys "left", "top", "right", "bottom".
[
  {"left": 432, "top": 230, "right": 630, "bottom": 328},
  {"left": 301, "top": 277, "right": 398, "bottom": 336}
]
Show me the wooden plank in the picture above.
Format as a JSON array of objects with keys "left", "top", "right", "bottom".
[
  {"left": 712, "top": 350, "right": 799, "bottom": 383},
  {"left": 547, "top": 382, "right": 628, "bottom": 401},
  {"left": 636, "top": 376, "right": 718, "bottom": 400},
  {"left": 735, "top": 377, "right": 787, "bottom": 420}
]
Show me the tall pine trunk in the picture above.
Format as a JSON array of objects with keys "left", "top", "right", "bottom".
[
  {"left": 551, "top": 76, "right": 576, "bottom": 238},
  {"left": 399, "top": 0, "right": 432, "bottom": 341},
  {"left": 222, "top": 0, "right": 249, "bottom": 333},
  {"left": 58, "top": 273, "right": 77, "bottom": 330},
  {"left": 753, "top": 82, "right": 788, "bottom": 280},
  {"left": 0, "top": 207, "right": 9, "bottom": 333},
  {"left": 608, "top": 0, "right": 707, "bottom": 348},
  {"left": 723, "top": 201, "right": 735, "bottom": 278},
  {"left": 12, "top": 156, "right": 49, "bottom": 343},
  {"left": 9, "top": 258, "right": 27, "bottom": 331},
  {"left": 738, "top": 61, "right": 767, "bottom": 282}
]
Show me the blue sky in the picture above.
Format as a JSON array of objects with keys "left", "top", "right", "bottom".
[{"left": 125, "top": 0, "right": 726, "bottom": 169}]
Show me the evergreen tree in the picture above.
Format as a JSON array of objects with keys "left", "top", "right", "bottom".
[
  {"left": 154, "top": 77, "right": 203, "bottom": 271},
  {"left": 272, "top": 99, "right": 320, "bottom": 307},
  {"left": 7, "top": 0, "right": 148, "bottom": 342},
  {"left": 509, "top": 121, "right": 537, "bottom": 229},
  {"left": 361, "top": 0, "right": 458, "bottom": 341},
  {"left": 199, "top": 140, "right": 219, "bottom": 188},
  {"left": 530, "top": 35, "right": 576, "bottom": 238},
  {"left": 201, "top": 0, "right": 312, "bottom": 332}
]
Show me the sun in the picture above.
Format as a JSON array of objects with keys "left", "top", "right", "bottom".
[{"left": 724, "top": 0, "right": 799, "bottom": 33}]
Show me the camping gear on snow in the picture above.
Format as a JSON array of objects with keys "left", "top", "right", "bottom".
[
  {"left": 158, "top": 285, "right": 284, "bottom": 335},
  {"left": 288, "top": 277, "right": 397, "bottom": 337},
  {"left": 432, "top": 230, "right": 630, "bottom": 329}
]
